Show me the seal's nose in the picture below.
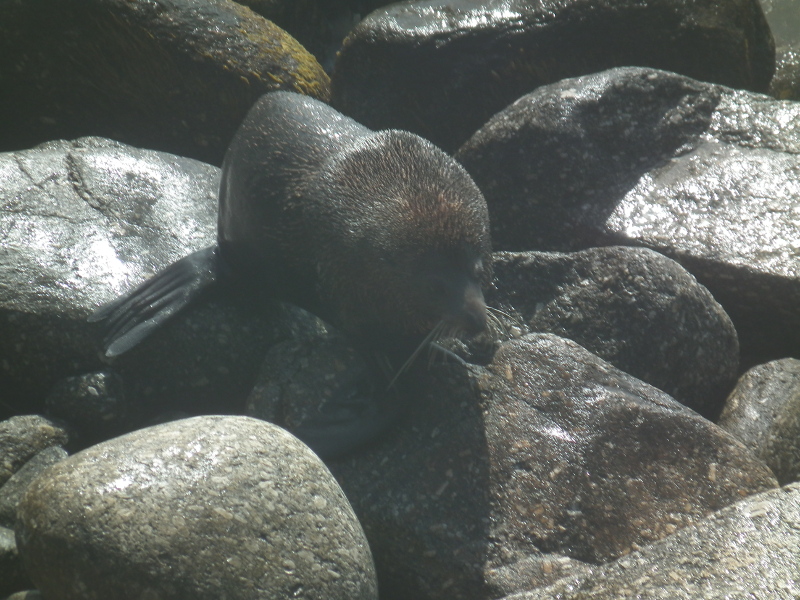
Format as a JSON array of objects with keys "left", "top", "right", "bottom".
[{"left": 459, "top": 280, "right": 488, "bottom": 335}]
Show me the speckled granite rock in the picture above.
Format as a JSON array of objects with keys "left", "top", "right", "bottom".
[
  {"left": 43, "top": 371, "right": 130, "bottom": 447},
  {"left": 332, "top": 0, "right": 773, "bottom": 152},
  {"left": 328, "top": 333, "right": 776, "bottom": 600},
  {"left": 456, "top": 66, "right": 800, "bottom": 366},
  {"left": 506, "top": 482, "right": 800, "bottom": 600},
  {"left": 16, "top": 415, "right": 378, "bottom": 600},
  {"left": 0, "top": 0, "right": 330, "bottom": 165},
  {"left": 769, "top": 43, "right": 800, "bottom": 100},
  {"left": 0, "top": 416, "right": 70, "bottom": 487},
  {"left": 719, "top": 358, "right": 800, "bottom": 485},
  {"left": 487, "top": 247, "right": 739, "bottom": 418},
  {"left": 0, "top": 138, "right": 286, "bottom": 421},
  {"left": 0, "top": 446, "right": 68, "bottom": 529}
]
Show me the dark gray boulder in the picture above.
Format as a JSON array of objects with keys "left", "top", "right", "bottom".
[
  {"left": 328, "top": 333, "right": 776, "bottom": 600},
  {"left": 487, "top": 247, "right": 739, "bottom": 418},
  {"left": 769, "top": 43, "right": 800, "bottom": 100},
  {"left": 332, "top": 0, "right": 773, "bottom": 152},
  {"left": 16, "top": 415, "right": 378, "bottom": 600},
  {"left": 0, "top": 416, "right": 70, "bottom": 488},
  {"left": 719, "top": 358, "right": 800, "bottom": 485},
  {"left": 0, "top": 138, "right": 286, "bottom": 421},
  {"left": 0, "top": 446, "right": 68, "bottom": 529},
  {"left": 506, "top": 482, "right": 800, "bottom": 600},
  {"left": 0, "top": 0, "right": 330, "bottom": 165},
  {"left": 456, "top": 66, "right": 800, "bottom": 365}
]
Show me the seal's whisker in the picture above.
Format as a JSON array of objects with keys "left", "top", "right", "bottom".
[{"left": 387, "top": 321, "right": 443, "bottom": 391}]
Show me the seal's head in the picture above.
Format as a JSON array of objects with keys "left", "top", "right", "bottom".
[{"left": 310, "top": 130, "right": 492, "bottom": 357}]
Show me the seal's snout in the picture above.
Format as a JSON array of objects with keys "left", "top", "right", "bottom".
[{"left": 458, "top": 280, "right": 488, "bottom": 336}]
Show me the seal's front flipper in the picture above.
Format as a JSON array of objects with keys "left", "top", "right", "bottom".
[{"left": 89, "top": 245, "right": 221, "bottom": 357}]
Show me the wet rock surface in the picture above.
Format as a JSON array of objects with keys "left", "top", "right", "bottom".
[
  {"left": 719, "top": 358, "right": 800, "bottom": 485},
  {"left": 0, "top": 138, "right": 288, "bottom": 422},
  {"left": 332, "top": 0, "right": 774, "bottom": 152},
  {"left": 0, "top": 0, "right": 330, "bottom": 165},
  {"left": 16, "top": 416, "right": 378, "bottom": 600},
  {"left": 507, "top": 482, "right": 800, "bottom": 600},
  {"left": 456, "top": 66, "right": 800, "bottom": 366},
  {"left": 487, "top": 247, "right": 739, "bottom": 418},
  {"left": 0, "top": 416, "right": 70, "bottom": 488},
  {"left": 327, "top": 334, "right": 776, "bottom": 600},
  {"left": 0, "top": 1, "right": 796, "bottom": 598}
]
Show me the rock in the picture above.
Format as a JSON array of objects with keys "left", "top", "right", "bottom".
[
  {"left": 0, "top": 0, "right": 330, "bottom": 165},
  {"left": 16, "top": 415, "right": 378, "bottom": 600},
  {"left": 331, "top": 0, "right": 774, "bottom": 152},
  {"left": 0, "top": 138, "right": 285, "bottom": 421},
  {"left": 456, "top": 66, "right": 800, "bottom": 366},
  {"left": 246, "top": 315, "right": 390, "bottom": 459},
  {"left": 487, "top": 247, "right": 739, "bottom": 418},
  {"left": 0, "top": 416, "right": 70, "bottom": 487},
  {"left": 769, "top": 43, "right": 800, "bottom": 100},
  {"left": 44, "top": 371, "right": 130, "bottom": 447},
  {"left": 760, "top": 0, "right": 800, "bottom": 47},
  {"left": 0, "top": 526, "right": 31, "bottom": 598},
  {"left": 328, "top": 333, "right": 776, "bottom": 600},
  {"left": 718, "top": 358, "right": 800, "bottom": 485},
  {"left": 239, "top": 0, "right": 362, "bottom": 72},
  {"left": 0, "top": 446, "right": 68, "bottom": 529},
  {"left": 507, "top": 482, "right": 800, "bottom": 600}
]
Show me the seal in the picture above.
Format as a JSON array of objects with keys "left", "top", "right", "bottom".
[{"left": 90, "top": 91, "right": 492, "bottom": 453}]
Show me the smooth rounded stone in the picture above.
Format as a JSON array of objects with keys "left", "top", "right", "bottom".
[
  {"left": 0, "top": 446, "right": 68, "bottom": 529},
  {"left": 769, "top": 43, "right": 800, "bottom": 100},
  {"left": 331, "top": 0, "right": 774, "bottom": 152},
  {"left": 456, "top": 66, "right": 800, "bottom": 365},
  {"left": 0, "top": 138, "right": 284, "bottom": 420},
  {"left": 507, "top": 482, "right": 800, "bottom": 600},
  {"left": 0, "top": 0, "right": 329, "bottom": 165},
  {"left": 16, "top": 415, "right": 378, "bottom": 600},
  {"left": 718, "top": 358, "right": 800, "bottom": 485},
  {"left": 0, "top": 416, "right": 70, "bottom": 487},
  {"left": 44, "top": 371, "right": 130, "bottom": 446},
  {"left": 328, "top": 333, "right": 776, "bottom": 600},
  {"left": 0, "top": 526, "right": 31, "bottom": 598},
  {"left": 487, "top": 247, "right": 738, "bottom": 418}
]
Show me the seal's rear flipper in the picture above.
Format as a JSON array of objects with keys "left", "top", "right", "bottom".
[{"left": 89, "top": 245, "right": 221, "bottom": 357}]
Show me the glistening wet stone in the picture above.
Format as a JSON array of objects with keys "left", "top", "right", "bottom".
[{"left": 16, "top": 415, "right": 378, "bottom": 600}]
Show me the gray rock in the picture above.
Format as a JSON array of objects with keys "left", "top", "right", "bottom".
[
  {"left": 769, "top": 43, "right": 800, "bottom": 100},
  {"left": 0, "top": 138, "right": 285, "bottom": 422},
  {"left": 329, "top": 333, "right": 776, "bottom": 600},
  {"left": 487, "top": 247, "right": 739, "bottom": 418},
  {"left": 332, "top": 0, "right": 773, "bottom": 152},
  {"left": 719, "top": 358, "right": 800, "bottom": 485},
  {"left": 0, "top": 416, "right": 70, "bottom": 487},
  {"left": 0, "top": 446, "right": 68, "bottom": 529},
  {"left": 0, "top": 526, "right": 31, "bottom": 598},
  {"left": 16, "top": 415, "right": 378, "bottom": 600},
  {"left": 508, "top": 482, "right": 800, "bottom": 600},
  {"left": 456, "top": 66, "right": 800, "bottom": 365},
  {"left": 0, "top": 0, "right": 330, "bottom": 165},
  {"left": 44, "top": 371, "right": 130, "bottom": 446}
]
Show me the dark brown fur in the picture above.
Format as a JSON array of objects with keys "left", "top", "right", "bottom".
[{"left": 93, "top": 91, "right": 492, "bottom": 368}]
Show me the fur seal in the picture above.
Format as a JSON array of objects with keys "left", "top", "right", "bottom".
[{"left": 90, "top": 91, "right": 492, "bottom": 452}]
